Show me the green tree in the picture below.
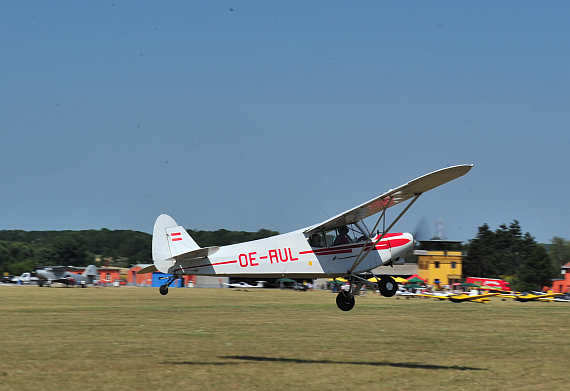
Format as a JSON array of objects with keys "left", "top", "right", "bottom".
[
  {"left": 549, "top": 236, "right": 570, "bottom": 270},
  {"left": 38, "top": 232, "right": 88, "bottom": 266},
  {"left": 463, "top": 224, "right": 500, "bottom": 277},
  {"left": 517, "top": 235, "right": 556, "bottom": 291},
  {"left": 0, "top": 241, "right": 37, "bottom": 275},
  {"left": 464, "top": 221, "right": 556, "bottom": 288}
]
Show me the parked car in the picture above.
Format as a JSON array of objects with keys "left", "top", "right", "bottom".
[{"left": 11, "top": 272, "right": 39, "bottom": 285}]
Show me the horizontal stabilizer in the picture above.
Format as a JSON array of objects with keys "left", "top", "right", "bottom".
[
  {"left": 171, "top": 246, "right": 220, "bottom": 261},
  {"left": 137, "top": 264, "right": 158, "bottom": 274}
]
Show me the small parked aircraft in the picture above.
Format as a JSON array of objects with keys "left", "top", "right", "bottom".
[
  {"left": 224, "top": 281, "right": 266, "bottom": 290},
  {"left": 35, "top": 265, "right": 98, "bottom": 287},
  {"left": 417, "top": 290, "right": 455, "bottom": 300},
  {"left": 501, "top": 291, "right": 564, "bottom": 302},
  {"left": 551, "top": 293, "right": 570, "bottom": 302},
  {"left": 447, "top": 290, "right": 500, "bottom": 303},
  {"left": 395, "top": 286, "right": 426, "bottom": 299},
  {"left": 139, "top": 165, "right": 472, "bottom": 311}
]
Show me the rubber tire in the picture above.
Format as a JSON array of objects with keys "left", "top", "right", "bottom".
[
  {"left": 378, "top": 277, "right": 398, "bottom": 297},
  {"left": 336, "top": 292, "right": 355, "bottom": 311},
  {"left": 159, "top": 285, "right": 169, "bottom": 295}
]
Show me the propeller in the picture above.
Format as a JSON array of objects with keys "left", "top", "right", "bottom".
[{"left": 412, "top": 216, "right": 432, "bottom": 245}]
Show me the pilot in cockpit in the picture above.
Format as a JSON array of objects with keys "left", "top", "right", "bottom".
[
  {"left": 333, "top": 225, "right": 353, "bottom": 246},
  {"left": 309, "top": 233, "right": 323, "bottom": 247}
]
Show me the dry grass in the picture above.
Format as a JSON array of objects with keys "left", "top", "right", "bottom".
[{"left": 1, "top": 285, "right": 569, "bottom": 391}]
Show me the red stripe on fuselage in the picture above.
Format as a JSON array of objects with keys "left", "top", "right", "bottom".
[
  {"left": 385, "top": 238, "right": 411, "bottom": 248},
  {"left": 311, "top": 235, "right": 410, "bottom": 255}
]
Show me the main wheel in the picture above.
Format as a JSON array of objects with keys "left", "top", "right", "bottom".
[
  {"left": 336, "top": 292, "right": 355, "bottom": 311},
  {"left": 378, "top": 277, "right": 398, "bottom": 297},
  {"left": 159, "top": 285, "right": 169, "bottom": 295}
]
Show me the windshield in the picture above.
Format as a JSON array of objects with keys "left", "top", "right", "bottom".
[{"left": 308, "top": 223, "right": 370, "bottom": 248}]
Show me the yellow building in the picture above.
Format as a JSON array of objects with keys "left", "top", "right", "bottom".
[{"left": 415, "top": 240, "right": 463, "bottom": 288}]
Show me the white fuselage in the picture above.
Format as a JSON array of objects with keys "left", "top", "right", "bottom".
[{"left": 168, "top": 230, "right": 414, "bottom": 279}]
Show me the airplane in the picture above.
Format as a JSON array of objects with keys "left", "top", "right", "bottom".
[
  {"left": 138, "top": 164, "right": 473, "bottom": 311},
  {"left": 500, "top": 291, "right": 564, "bottom": 302},
  {"left": 550, "top": 293, "right": 570, "bottom": 302},
  {"left": 416, "top": 290, "right": 456, "bottom": 300},
  {"left": 395, "top": 286, "right": 426, "bottom": 299},
  {"left": 35, "top": 265, "right": 98, "bottom": 287},
  {"left": 224, "top": 281, "right": 266, "bottom": 290},
  {"left": 447, "top": 290, "right": 500, "bottom": 303}
]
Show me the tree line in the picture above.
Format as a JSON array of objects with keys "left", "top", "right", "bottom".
[
  {"left": 0, "top": 228, "right": 278, "bottom": 276},
  {"left": 463, "top": 220, "right": 570, "bottom": 291}
]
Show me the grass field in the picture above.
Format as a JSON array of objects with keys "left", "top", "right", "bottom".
[{"left": 1, "top": 285, "right": 569, "bottom": 391}]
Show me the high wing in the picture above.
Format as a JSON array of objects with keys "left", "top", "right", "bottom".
[
  {"left": 36, "top": 266, "right": 80, "bottom": 277},
  {"left": 304, "top": 164, "right": 473, "bottom": 234},
  {"left": 37, "top": 266, "right": 78, "bottom": 272}
]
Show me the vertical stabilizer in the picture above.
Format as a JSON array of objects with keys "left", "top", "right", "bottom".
[
  {"left": 153, "top": 214, "right": 201, "bottom": 273},
  {"left": 83, "top": 265, "right": 98, "bottom": 276},
  {"left": 165, "top": 226, "right": 200, "bottom": 256}
]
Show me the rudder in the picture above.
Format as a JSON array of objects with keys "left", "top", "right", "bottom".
[{"left": 152, "top": 214, "right": 200, "bottom": 273}]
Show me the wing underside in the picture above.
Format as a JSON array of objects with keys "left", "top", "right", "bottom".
[{"left": 305, "top": 164, "right": 473, "bottom": 234}]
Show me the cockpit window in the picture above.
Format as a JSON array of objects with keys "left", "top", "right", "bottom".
[{"left": 308, "top": 223, "right": 371, "bottom": 248}]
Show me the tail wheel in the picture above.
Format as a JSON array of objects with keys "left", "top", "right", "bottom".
[
  {"left": 159, "top": 285, "right": 169, "bottom": 295},
  {"left": 336, "top": 292, "right": 355, "bottom": 311},
  {"left": 378, "top": 277, "right": 398, "bottom": 297}
]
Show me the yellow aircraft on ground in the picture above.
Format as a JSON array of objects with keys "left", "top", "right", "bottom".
[
  {"left": 414, "top": 290, "right": 454, "bottom": 300},
  {"left": 447, "top": 290, "right": 500, "bottom": 303},
  {"left": 500, "top": 291, "right": 564, "bottom": 302}
]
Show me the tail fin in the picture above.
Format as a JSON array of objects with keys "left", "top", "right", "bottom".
[
  {"left": 83, "top": 265, "right": 98, "bottom": 276},
  {"left": 152, "top": 214, "right": 196, "bottom": 273},
  {"left": 152, "top": 214, "right": 220, "bottom": 274}
]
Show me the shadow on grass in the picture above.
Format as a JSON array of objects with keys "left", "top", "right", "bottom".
[{"left": 164, "top": 355, "right": 487, "bottom": 371}]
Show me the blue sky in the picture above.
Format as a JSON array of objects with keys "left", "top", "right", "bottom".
[{"left": 1, "top": 1, "right": 568, "bottom": 244}]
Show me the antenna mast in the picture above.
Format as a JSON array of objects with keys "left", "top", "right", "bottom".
[{"left": 435, "top": 216, "right": 445, "bottom": 239}]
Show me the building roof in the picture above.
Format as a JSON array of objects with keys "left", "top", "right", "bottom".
[{"left": 130, "top": 264, "right": 153, "bottom": 270}]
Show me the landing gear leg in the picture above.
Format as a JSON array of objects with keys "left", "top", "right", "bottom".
[
  {"left": 335, "top": 275, "right": 359, "bottom": 311},
  {"left": 159, "top": 276, "right": 176, "bottom": 296}
]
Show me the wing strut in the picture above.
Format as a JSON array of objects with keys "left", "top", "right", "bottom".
[
  {"left": 348, "top": 193, "right": 422, "bottom": 274},
  {"left": 348, "top": 196, "right": 392, "bottom": 272}
]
